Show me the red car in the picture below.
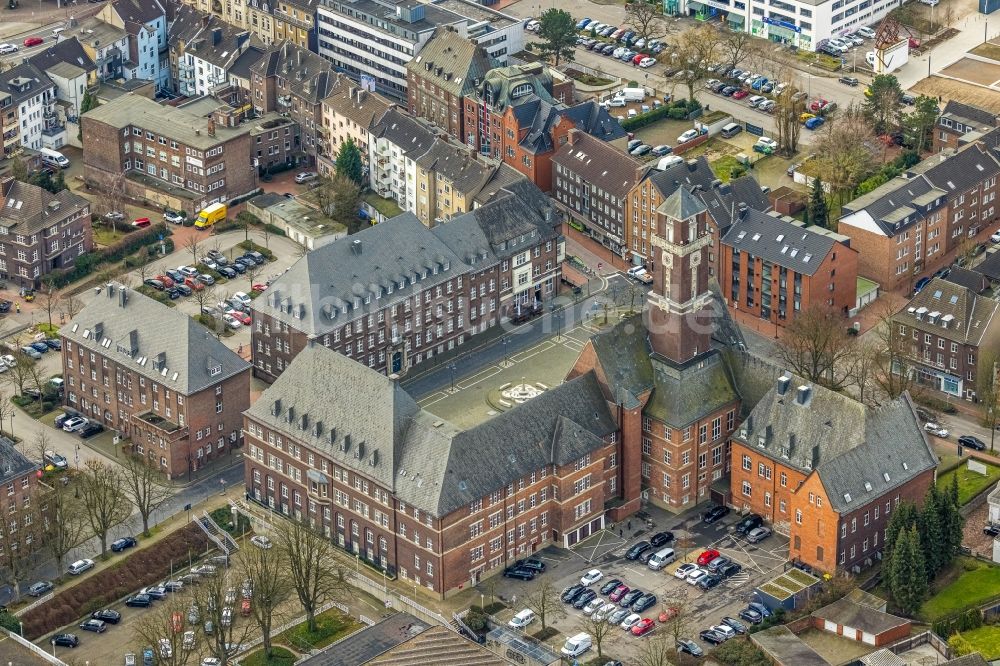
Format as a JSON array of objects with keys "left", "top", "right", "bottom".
[
  {"left": 251, "top": 283, "right": 268, "bottom": 292},
  {"left": 658, "top": 606, "right": 680, "bottom": 623},
  {"left": 227, "top": 309, "right": 251, "bottom": 325},
  {"left": 631, "top": 618, "right": 656, "bottom": 636},
  {"left": 132, "top": 217, "right": 151, "bottom": 228},
  {"left": 697, "top": 549, "right": 721, "bottom": 566},
  {"left": 184, "top": 276, "right": 204, "bottom": 291},
  {"left": 171, "top": 611, "right": 182, "bottom": 633},
  {"left": 809, "top": 99, "right": 828, "bottom": 112},
  {"left": 156, "top": 275, "right": 174, "bottom": 288},
  {"left": 23, "top": 37, "right": 43, "bottom": 47},
  {"left": 731, "top": 89, "right": 749, "bottom": 100},
  {"left": 609, "top": 584, "right": 630, "bottom": 602}
]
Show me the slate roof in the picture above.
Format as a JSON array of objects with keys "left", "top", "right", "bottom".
[
  {"left": 516, "top": 99, "right": 626, "bottom": 154},
  {"left": 560, "top": 100, "right": 628, "bottom": 142},
  {"left": 658, "top": 186, "right": 706, "bottom": 220},
  {"left": 26, "top": 37, "right": 97, "bottom": 77},
  {"left": 894, "top": 277, "right": 999, "bottom": 346},
  {"left": 476, "top": 63, "right": 558, "bottom": 112},
  {"left": 734, "top": 374, "right": 937, "bottom": 513},
  {"left": 322, "top": 82, "right": 394, "bottom": 132},
  {"left": 0, "top": 436, "right": 40, "bottom": 486},
  {"left": 414, "top": 139, "right": 493, "bottom": 195},
  {"left": 229, "top": 45, "right": 267, "bottom": 81},
  {"left": 941, "top": 100, "right": 998, "bottom": 131},
  {"left": 812, "top": 598, "right": 909, "bottom": 636},
  {"left": 587, "top": 313, "right": 653, "bottom": 408},
  {"left": 252, "top": 41, "right": 337, "bottom": 106},
  {"left": 368, "top": 625, "right": 508, "bottom": 664},
  {"left": 372, "top": 107, "right": 437, "bottom": 158},
  {"left": 248, "top": 344, "right": 617, "bottom": 517},
  {"left": 182, "top": 19, "right": 260, "bottom": 72},
  {"left": 913, "top": 143, "right": 1000, "bottom": 196},
  {"left": 0, "top": 63, "right": 54, "bottom": 108},
  {"left": 722, "top": 209, "right": 838, "bottom": 277},
  {"left": 471, "top": 163, "right": 529, "bottom": 207},
  {"left": 70, "top": 16, "right": 129, "bottom": 52},
  {"left": 975, "top": 250, "right": 1000, "bottom": 281},
  {"left": 61, "top": 284, "right": 251, "bottom": 395},
  {"left": 839, "top": 174, "right": 944, "bottom": 237},
  {"left": 298, "top": 613, "right": 430, "bottom": 666},
  {"left": 944, "top": 265, "right": 991, "bottom": 294},
  {"left": 752, "top": 626, "right": 830, "bottom": 666},
  {"left": 108, "top": 0, "right": 165, "bottom": 25},
  {"left": 407, "top": 28, "right": 495, "bottom": 98},
  {"left": 942, "top": 654, "right": 990, "bottom": 666},
  {"left": 551, "top": 132, "right": 643, "bottom": 199},
  {"left": 0, "top": 180, "right": 90, "bottom": 236}
]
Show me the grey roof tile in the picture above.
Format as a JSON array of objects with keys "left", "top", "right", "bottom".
[
  {"left": 551, "top": 132, "right": 643, "bottom": 199},
  {"left": 894, "top": 277, "right": 999, "bottom": 346},
  {"left": 407, "top": 28, "right": 496, "bottom": 98},
  {"left": 26, "top": 37, "right": 97, "bottom": 76},
  {"left": 722, "top": 209, "right": 837, "bottom": 277},
  {"left": 658, "top": 186, "right": 706, "bottom": 220},
  {"left": 941, "top": 100, "right": 998, "bottom": 129},
  {"left": 811, "top": 598, "right": 909, "bottom": 635},
  {"left": 0, "top": 180, "right": 90, "bottom": 236}
]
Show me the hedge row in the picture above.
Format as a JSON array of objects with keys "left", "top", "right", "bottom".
[
  {"left": 620, "top": 98, "right": 702, "bottom": 131},
  {"left": 933, "top": 608, "right": 984, "bottom": 638},
  {"left": 22, "top": 524, "right": 209, "bottom": 639},
  {"left": 46, "top": 223, "right": 172, "bottom": 288}
]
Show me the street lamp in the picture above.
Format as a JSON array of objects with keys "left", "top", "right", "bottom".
[
  {"left": 501, "top": 337, "right": 509, "bottom": 367},
  {"left": 447, "top": 363, "right": 458, "bottom": 393}
]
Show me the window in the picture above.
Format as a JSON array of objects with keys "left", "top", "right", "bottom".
[
  {"left": 795, "top": 509, "right": 802, "bottom": 524},
  {"left": 742, "top": 480, "right": 752, "bottom": 497},
  {"left": 742, "top": 454, "right": 752, "bottom": 471}
]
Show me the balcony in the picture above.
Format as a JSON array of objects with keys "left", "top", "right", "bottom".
[{"left": 131, "top": 411, "right": 188, "bottom": 444}]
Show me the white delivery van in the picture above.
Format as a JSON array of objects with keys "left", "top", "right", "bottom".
[
  {"left": 40, "top": 148, "right": 69, "bottom": 169},
  {"left": 613, "top": 87, "right": 646, "bottom": 103},
  {"left": 657, "top": 155, "right": 684, "bottom": 170},
  {"left": 561, "top": 633, "right": 592, "bottom": 657},
  {"left": 648, "top": 548, "right": 676, "bottom": 571}
]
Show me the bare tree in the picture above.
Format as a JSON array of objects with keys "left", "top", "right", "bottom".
[
  {"left": 812, "top": 105, "right": 878, "bottom": 205},
  {"left": 240, "top": 540, "right": 293, "bottom": 659},
  {"left": 636, "top": 632, "right": 677, "bottom": 666},
  {"left": 274, "top": 518, "right": 347, "bottom": 633},
  {"left": 103, "top": 171, "right": 129, "bottom": 221},
  {"left": 772, "top": 73, "right": 806, "bottom": 155},
  {"left": 584, "top": 612, "right": 616, "bottom": 662},
  {"left": 193, "top": 571, "right": 256, "bottom": 666},
  {"left": 870, "top": 301, "right": 919, "bottom": 402},
  {"left": 624, "top": 0, "right": 667, "bottom": 43},
  {"left": 63, "top": 294, "right": 83, "bottom": 320},
  {"left": 35, "top": 287, "right": 60, "bottom": 330},
  {"left": 671, "top": 26, "right": 721, "bottom": 102},
  {"left": 184, "top": 235, "right": 202, "bottom": 267},
  {"left": 39, "top": 478, "right": 88, "bottom": 582},
  {"left": 130, "top": 594, "right": 199, "bottom": 666},
  {"left": 245, "top": 261, "right": 264, "bottom": 290},
  {"left": 79, "top": 460, "right": 130, "bottom": 557},
  {"left": 661, "top": 596, "right": 690, "bottom": 662},
  {"left": 30, "top": 430, "right": 50, "bottom": 467},
  {"left": 25, "top": 361, "right": 47, "bottom": 411},
  {"left": 978, "top": 351, "right": 1000, "bottom": 451},
  {"left": 719, "top": 27, "right": 758, "bottom": 70},
  {"left": 119, "top": 453, "right": 173, "bottom": 537},
  {"left": 852, "top": 338, "right": 880, "bottom": 407},
  {"left": 4, "top": 353, "right": 35, "bottom": 397},
  {"left": 775, "top": 306, "right": 856, "bottom": 390},
  {"left": 525, "top": 579, "right": 558, "bottom": 630},
  {"left": 134, "top": 256, "right": 154, "bottom": 287}
]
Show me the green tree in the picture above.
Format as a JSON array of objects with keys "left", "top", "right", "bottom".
[
  {"left": 919, "top": 486, "right": 943, "bottom": 579},
  {"left": 884, "top": 501, "right": 918, "bottom": 562},
  {"left": 334, "top": 138, "right": 364, "bottom": 185},
  {"left": 10, "top": 157, "right": 27, "bottom": 182},
  {"left": 938, "top": 476, "right": 964, "bottom": 564},
  {"left": 863, "top": 74, "right": 903, "bottom": 135},
  {"left": 809, "top": 177, "right": 829, "bottom": 229},
  {"left": 949, "top": 472, "right": 960, "bottom": 510},
  {"left": 536, "top": 9, "right": 577, "bottom": 66},
  {"left": 78, "top": 88, "right": 99, "bottom": 141},
  {"left": 890, "top": 525, "right": 927, "bottom": 616},
  {"left": 901, "top": 95, "right": 940, "bottom": 153}
]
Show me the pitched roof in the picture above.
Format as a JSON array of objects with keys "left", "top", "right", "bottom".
[
  {"left": 551, "top": 131, "right": 643, "bottom": 199},
  {"left": 108, "top": 0, "right": 165, "bottom": 24},
  {"left": 734, "top": 374, "right": 937, "bottom": 513},
  {"left": 0, "top": 180, "right": 90, "bottom": 236},
  {"left": 298, "top": 613, "right": 431, "bottom": 666},
  {"left": 247, "top": 344, "right": 617, "bottom": 516},
  {"left": 559, "top": 100, "right": 628, "bottom": 142},
  {"left": 752, "top": 626, "right": 831, "bottom": 666},
  {"left": 476, "top": 63, "right": 559, "bottom": 112},
  {"left": 407, "top": 28, "right": 495, "bottom": 98},
  {"left": 914, "top": 143, "right": 1000, "bottom": 196},
  {"left": 181, "top": 18, "right": 261, "bottom": 72},
  {"left": 61, "top": 284, "right": 251, "bottom": 395},
  {"left": 658, "top": 186, "right": 706, "bottom": 220},
  {"left": 941, "top": 100, "right": 998, "bottom": 130},
  {"left": 371, "top": 107, "right": 436, "bottom": 158},
  {"left": 251, "top": 41, "right": 337, "bottom": 105},
  {"left": 722, "top": 209, "right": 840, "bottom": 277},
  {"left": 26, "top": 37, "right": 97, "bottom": 76},
  {"left": 944, "top": 265, "right": 991, "bottom": 294},
  {"left": 812, "top": 598, "right": 910, "bottom": 636},
  {"left": 942, "top": 654, "right": 990, "bottom": 666},
  {"left": 0, "top": 63, "right": 54, "bottom": 107},
  {"left": 414, "top": 138, "right": 494, "bottom": 195},
  {"left": 322, "top": 82, "right": 394, "bottom": 132},
  {"left": 975, "top": 250, "right": 1000, "bottom": 281},
  {"left": 893, "top": 277, "right": 999, "bottom": 346},
  {"left": 516, "top": 99, "right": 626, "bottom": 154},
  {"left": 0, "top": 436, "right": 40, "bottom": 486},
  {"left": 471, "top": 163, "right": 529, "bottom": 207},
  {"left": 839, "top": 174, "right": 944, "bottom": 238},
  {"left": 369, "top": 625, "right": 509, "bottom": 665}
]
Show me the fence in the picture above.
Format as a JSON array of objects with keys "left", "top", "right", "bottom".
[
  {"left": 234, "top": 598, "right": 345, "bottom": 660},
  {"left": 3, "top": 628, "right": 67, "bottom": 665},
  {"left": 882, "top": 630, "right": 952, "bottom": 660},
  {"left": 15, "top": 592, "right": 53, "bottom": 617},
  {"left": 346, "top": 570, "right": 449, "bottom": 628}
]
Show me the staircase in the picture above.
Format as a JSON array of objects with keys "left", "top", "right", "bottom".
[{"left": 193, "top": 511, "right": 240, "bottom": 556}]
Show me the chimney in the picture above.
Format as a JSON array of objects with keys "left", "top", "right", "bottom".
[
  {"left": 738, "top": 202, "right": 748, "bottom": 219},
  {"left": 567, "top": 128, "right": 581, "bottom": 146},
  {"left": 0, "top": 176, "right": 13, "bottom": 197},
  {"left": 207, "top": 116, "right": 216, "bottom": 137},
  {"left": 776, "top": 374, "right": 791, "bottom": 395},
  {"left": 212, "top": 27, "right": 222, "bottom": 45},
  {"left": 811, "top": 444, "right": 821, "bottom": 469},
  {"left": 635, "top": 165, "right": 646, "bottom": 182},
  {"left": 236, "top": 31, "right": 250, "bottom": 49},
  {"left": 297, "top": 49, "right": 302, "bottom": 67},
  {"left": 201, "top": 14, "right": 210, "bottom": 27},
  {"left": 795, "top": 385, "right": 811, "bottom": 406},
  {"left": 351, "top": 239, "right": 362, "bottom": 255}
]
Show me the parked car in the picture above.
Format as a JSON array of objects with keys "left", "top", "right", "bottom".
[
  {"left": 583, "top": 596, "right": 606, "bottom": 615},
  {"left": 62, "top": 416, "right": 89, "bottom": 432},
  {"left": 250, "top": 535, "right": 273, "bottom": 549},
  {"left": 747, "top": 601, "right": 772, "bottom": 617},
  {"left": 697, "top": 574, "right": 722, "bottom": 590},
  {"left": 503, "top": 566, "right": 535, "bottom": 581},
  {"left": 707, "top": 556, "right": 731, "bottom": 573},
  {"left": 561, "top": 584, "right": 586, "bottom": 603},
  {"left": 580, "top": 569, "right": 604, "bottom": 586},
  {"left": 609, "top": 584, "right": 630, "bottom": 602},
  {"left": 677, "top": 129, "right": 699, "bottom": 143},
  {"left": 619, "top": 588, "right": 644, "bottom": 608},
  {"left": 700, "top": 628, "right": 727, "bottom": 645},
  {"left": 677, "top": 638, "right": 704, "bottom": 656},
  {"left": 573, "top": 589, "right": 598, "bottom": 609},
  {"left": 734, "top": 514, "right": 764, "bottom": 535},
  {"left": 79, "top": 619, "right": 106, "bottom": 633},
  {"left": 703, "top": 506, "right": 730, "bottom": 523},
  {"left": 839, "top": 76, "right": 859, "bottom": 86},
  {"left": 712, "top": 624, "right": 737, "bottom": 640},
  {"left": 28, "top": 581, "right": 54, "bottom": 596},
  {"left": 620, "top": 613, "right": 642, "bottom": 630},
  {"left": 23, "top": 37, "right": 44, "bottom": 48},
  {"left": 924, "top": 422, "right": 949, "bottom": 438},
  {"left": 164, "top": 210, "right": 186, "bottom": 224},
  {"left": 959, "top": 435, "right": 987, "bottom": 451},
  {"left": 686, "top": 569, "right": 708, "bottom": 586},
  {"left": 625, "top": 541, "right": 652, "bottom": 560},
  {"left": 649, "top": 531, "right": 674, "bottom": 547},
  {"left": 721, "top": 617, "right": 748, "bottom": 634},
  {"left": 631, "top": 618, "right": 656, "bottom": 636},
  {"left": 913, "top": 276, "right": 931, "bottom": 294},
  {"left": 92, "top": 609, "right": 121, "bottom": 624},
  {"left": 600, "top": 579, "right": 622, "bottom": 595},
  {"left": 632, "top": 593, "right": 657, "bottom": 613},
  {"left": 79, "top": 423, "right": 104, "bottom": 439},
  {"left": 739, "top": 607, "right": 764, "bottom": 624},
  {"left": 515, "top": 558, "right": 546, "bottom": 573},
  {"left": 111, "top": 536, "right": 137, "bottom": 552},
  {"left": 674, "top": 563, "right": 699, "bottom": 579},
  {"left": 51, "top": 633, "right": 79, "bottom": 647},
  {"left": 747, "top": 526, "right": 772, "bottom": 543},
  {"left": 509, "top": 609, "right": 535, "bottom": 628},
  {"left": 44, "top": 450, "right": 69, "bottom": 469},
  {"left": 294, "top": 172, "right": 318, "bottom": 184}
]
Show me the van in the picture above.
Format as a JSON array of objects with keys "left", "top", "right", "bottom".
[
  {"left": 614, "top": 87, "right": 646, "bottom": 103},
  {"left": 720, "top": 123, "right": 742, "bottom": 138},
  {"left": 657, "top": 155, "right": 683, "bottom": 170},
  {"left": 561, "top": 633, "right": 592, "bottom": 657},
  {"left": 195, "top": 202, "right": 227, "bottom": 228},
  {"left": 40, "top": 148, "right": 69, "bottom": 169},
  {"left": 51, "top": 27, "right": 65, "bottom": 39},
  {"left": 648, "top": 548, "right": 676, "bottom": 571}
]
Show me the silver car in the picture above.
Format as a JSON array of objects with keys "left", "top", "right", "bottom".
[{"left": 747, "top": 526, "right": 772, "bottom": 543}]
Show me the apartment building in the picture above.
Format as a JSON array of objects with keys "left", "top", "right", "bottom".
[
  {"left": 244, "top": 341, "right": 620, "bottom": 598},
  {"left": 246, "top": 0, "right": 275, "bottom": 44},
  {"left": 568, "top": 188, "right": 742, "bottom": 513},
  {"left": 61, "top": 284, "right": 251, "bottom": 479},
  {"left": 551, "top": 130, "right": 643, "bottom": 258},
  {"left": 721, "top": 208, "right": 858, "bottom": 326},
  {"left": 64, "top": 17, "right": 129, "bottom": 84},
  {"left": 251, "top": 41, "right": 337, "bottom": 163},
  {"left": 26, "top": 39, "right": 97, "bottom": 119},
  {"left": 171, "top": 8, "right": 263, "bottom": 97},
  {"left": 406, "top": 28, "right": 494, "bottom": 143},
  {"left": 0, "top": 437, "right": 44, "bottom": 566},
  {"left": 272, "top": 0, "right": 316, "bottom": 50},
  {"left": 891, "top": 278, "right": 1000, "bottom": 400},
  {"left": 366, "top": 108, "right": 436, "bottom": 213},
  {"left": 316, "top": 0, "right": 522, "bottom": 100},
  {"left": 97, "top": 0, "right": 169, "bottom": 89},
  {"left": 0, "top": 177, "right": 92, "bottom": 288},
  {"left": 0, "top": 92, "right": 15, "bottom": 159},
  {"left": 179, "top": 0, "right": 248, "bottom": 33},
  {"left": 730, "top": 375, "right": 936, "bottom": 573},
  {"left": 0, "top": 63, "right": 66, "bottom": 151},
  {"left": 934, "top": 101, "right": 998, "bottom": 152},
  {"left": 625, "top": 156, "right": 771, "bottom": 274},
  {"left": 318, "top": 83, "right": 394, "bottom": 176},
  {"left": 249, "top": 180, "right": 562, "bottom": 382},
  {"left": 81, "top": 94, "right": 256, "bottom": 215}
]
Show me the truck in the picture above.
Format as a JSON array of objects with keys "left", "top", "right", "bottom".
[
  {"left": 194, "top": 203, "right": 227, "bottom": 229},
  {"left": 613, "top": 87, "right": 646, "bottom": 103}
]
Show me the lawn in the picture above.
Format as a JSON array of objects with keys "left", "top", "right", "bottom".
[
  {"left": 920, "top": 558, "right": 1000, "bottom": 621},
  {"left": 971, "top": 42, "right": 1000, "bottom": 63},
  {"left": 362, "top": 192, "right": 403, "bottom": 219},
  {"left": 936, "top": 461, "right": 1000, "bottom": 506},
  {"left": 959, "top": 625, "right": 1000, "bottom": 659},
  {"left": 711, "top": 155, "right": 746, "bottom": 182},
  {"left": 93, "top": 226, "right": 127, "bottom": 246},
  {"left": 241, "top": 646, "right": 297, "bottom": 666},
  {"left": 279, "top": 607, "right": 362, "bottom": 651}
]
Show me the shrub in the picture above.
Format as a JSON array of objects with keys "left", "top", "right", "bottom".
[
  {"left": 239, "top": 240, "right": 275, "bottom": 261},
  {"left": 667, "top": 107, "right": 687, "bottom": 120},
  {"left": 21, "top": 524, "right": 209, "bottom": 639},
  {"left": 263, "top": 223, "right": 285, "bottom": 237},
  {"left": 620, "top": 104, "right": 673, "bottom": 131},
  {"left": 533, "top": 626, "right": 559, "bottom": 641},
  {"left": 46, "top": 224, "right": 171, "bottom": 288},
  {"left": 714, "top": 636, "right": 771, "bottom": 666}
]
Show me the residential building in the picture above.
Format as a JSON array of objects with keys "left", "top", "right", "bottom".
[
  {"left": 0, "top": 437, "right": 44, "bottom": 571},
  {"left": 366, "top": 108, "right": 437, "bottom": 213},
  {"left": 249, "top": 180, "right": 562, "bottom": 382},
  {"left": 0, "top": 63, "right": 67, "bottom": 151},
  {"left": 720, "top": 208, "right": 858, "bottom": 326},
  {"left": 625, "top": 156, "right": 771, "bottom": 274},
  {"left": 97, "top": 0, "right": 170, "bottom": 89},
  {"left": 249, "top": 115, "right": 302, "bottom": 176},
  {"left": 179, "top": 0, "right": 248, "bottom": 32},
  {"left": 729, "top": 374, "right": 937, "bottom": 573},
  {"left": 246, "top": 0, "right": 276, "bottom": 44},
  {"left": 406, "top": 28, "right": 495, "bottom": 143},
  {"left": 27, "top": 39, "right": 98, "bottom": 118},
  {"left": 65, "top": 17, "right": 130, "bottom": 83},
  {"left": 890, "top": 277, "right": 1000, "bottom": 400},
  {"left": 81, "top": 94, "right": 257, "bottom": 215},
  {"left": 318, "top": 82, "right": 394, "bottom": 176},
  {"left": 935, "top": 101, "right": 998, "bottom": 152},
  {"left": 250, "top": 41, "right": 337, "bottom": 163},
  {"left": 171, "top": 9, "right": 263, "bottom": 97},
  {"left": 315, "top": 0, "right": 522, "bottom": 100},
  {"left": 551, "top": 129, "right": 643, "bottom": 258},
  {"left": 0, "top": 176, "right": 93, "bottom": 287},
  {"left": 568, "top": 188, "right": 742, "bottom": 513},
  {"left": 0, "top": 92, "right": 16, "bottom": 159},
  {"left": 272, "top": 0, "right": 316, "bottom": 50},
  {"left": 61, "top": 283, "right": 251, "bottom": 479},
  {"left": 244, "top": 339, "right": 619, "bottom": 597},
  {"left": 246, "top": 191, "right": 346, "bottom": 249}
]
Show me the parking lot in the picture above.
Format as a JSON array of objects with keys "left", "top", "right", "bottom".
[{"left": 489, "top": 509, "right": 789, "bottom": 662}]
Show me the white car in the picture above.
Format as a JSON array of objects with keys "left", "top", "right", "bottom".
[
  {"left": 991, "top": 231, "right": 1000, "bottom": 243},
  {"left": 508, "top": 609, "right": 535, "bottom": 628},
  {"left": 593, "top": 603, "right": 617, "bottom": 621},
  {"left": 222, "top": 314, "right": 241, "bottom": 330},
  {"left": 68, "top": 558, "right": 95, "bottom": 575},
  {"left": 677, "top": 129, "right": 699, "bottom": 143},
  {"left": 1, "top": 355, "right": 16, "bottom": 368},
  {"left": 686, "top": 568, "right": 708, "bottom": 585},
  {"left": 924, "top": 422, "right": 949, "bottom": 438},
  {"left": 250, "top": 535, "right": 272, "bottom": 549},
  {"left": 866, "top": 51, "right": 876, "bottom": 67},
  {"left": 159, "top": 639, "right": 173, "bottom": 658},
  {"left": 62, "top": 416, "right": 89, "bottom": 432},
  {"left": 178, "top": 265, "right": 199, "bottom": 278},
  {"left": 580, "top": 569, "right": 603, "bottom": 586},
  {"left": 583, "top": 596, "right": 605, "bottom": 615},
  {"left": 639, "top": 57, "right": 656, "bottom": 68},
  {"left": 183, "top": 630, "right": 195, "bottom": 650},
  {"left": 756, "top": 137, "right": 779, "bottom": 151},
  {"left": 857, "top": 26, "right": 876, "bottom": 38},
  {"left": 222, "top": 607, "right": 233, "bottom": 626},
  {"left": 294, "top": 171, "right": 318, "bottom": 184},
  {"left": 0, "top": 44, "right": 17, "bottom": 55},
  {"left": 674, "top": 563, "right": 699, "bottom": 579},
  {"left": 712, "top": 624, "right": 737, "bottom": 640},
  {"left": 620, "top": 613, "right": 642, "bottom": 630},
  {"left": 232, "top": 291, "right": 252, "bottom": 308}
]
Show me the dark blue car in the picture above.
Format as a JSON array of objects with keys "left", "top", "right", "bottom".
[
  {"left": 30, "top": 342, "right": 49, "bottom": 354},
  {"left": 913, "top": 276, "right": 931, "bottom": 294}
]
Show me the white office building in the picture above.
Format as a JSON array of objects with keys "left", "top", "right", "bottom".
[{"left": 316, "top": 0, "right": 523, "bottom": 99}]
